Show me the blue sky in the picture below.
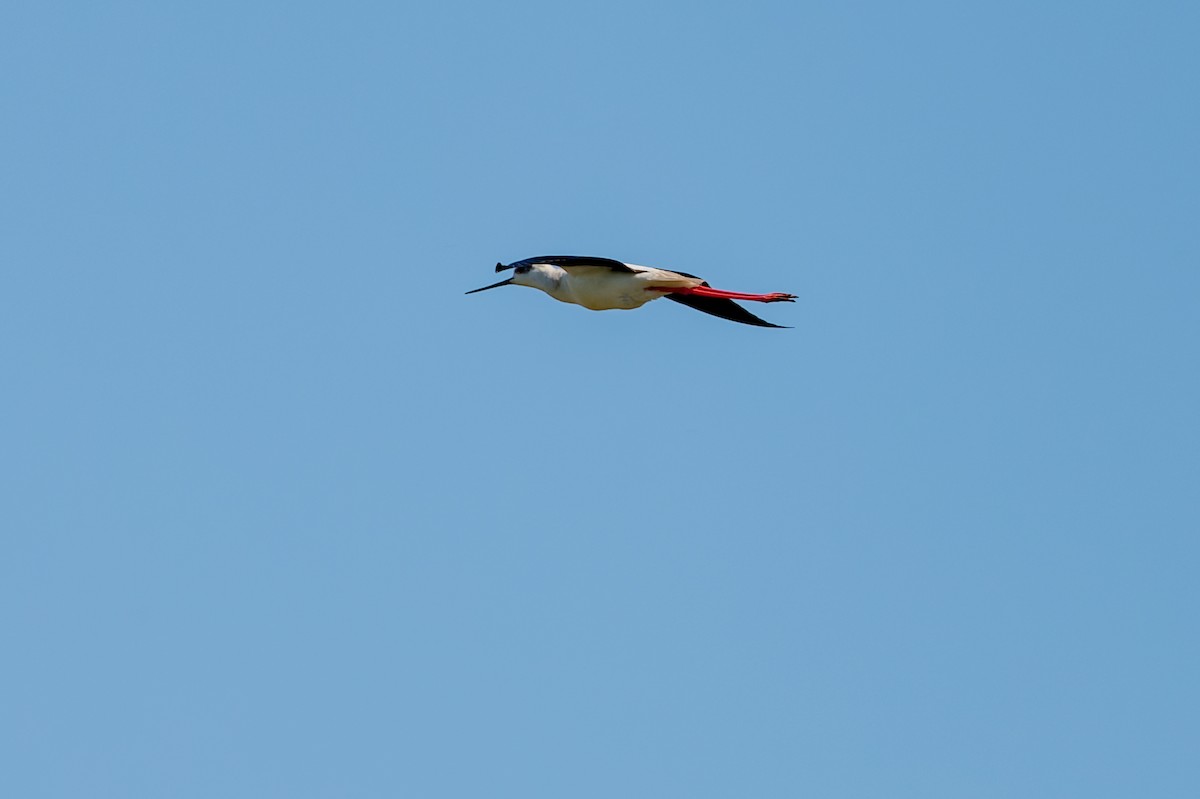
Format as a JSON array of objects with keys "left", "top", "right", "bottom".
[{"left": 2, "top": 1, "right": 1197, "bottom": 796}]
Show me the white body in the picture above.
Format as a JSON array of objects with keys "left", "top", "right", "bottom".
[{"left": 512, "top": 263, "right": 702, "bottom": 311}]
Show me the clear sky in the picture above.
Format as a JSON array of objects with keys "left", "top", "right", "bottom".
[{"left": 3, "top": 1, "right": 1197, "bottom": 796}]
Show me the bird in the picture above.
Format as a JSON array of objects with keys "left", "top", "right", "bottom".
[{"left": 466, "top": 255, "right": 797, "bottom": 328}]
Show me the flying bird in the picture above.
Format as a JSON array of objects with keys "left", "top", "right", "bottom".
[{"left": 466, "top": 255, "right": 797, "bottom": 328}]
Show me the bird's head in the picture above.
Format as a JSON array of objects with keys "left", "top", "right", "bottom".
[{"left": 465, "top": 261, "right": 546, "bottom": 294}]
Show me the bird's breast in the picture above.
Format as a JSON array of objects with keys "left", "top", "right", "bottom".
[{"left": 557, "top": 273, "right": 655, "bottom": 311}]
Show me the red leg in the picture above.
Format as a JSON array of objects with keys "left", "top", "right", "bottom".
[{"left": 650, "top": 285, "right": 797, "bottom": 303}]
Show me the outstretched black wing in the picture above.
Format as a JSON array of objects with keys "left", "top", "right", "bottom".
[
  {"left": 663, "top": 292, "right": 788, "bottom": 328},
  {"left": 496, "top": 255, "right": 635, "bottom": 273}
]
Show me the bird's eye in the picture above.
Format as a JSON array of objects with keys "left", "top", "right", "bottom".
[{"left": 515, "top": 265, "right": 530, "bottom": 274}]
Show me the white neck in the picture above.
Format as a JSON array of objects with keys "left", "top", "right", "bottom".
[{"left": 513, "top": 264, "right": 565, "bottom": 295}]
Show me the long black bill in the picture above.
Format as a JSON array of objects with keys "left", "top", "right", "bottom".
[{"left": 465, "top": 277, "right": 513, "bottom": 295}]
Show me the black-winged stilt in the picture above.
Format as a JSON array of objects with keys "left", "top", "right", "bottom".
[{"left": 466, "top": 256, "right": 797, "bottom": 328}]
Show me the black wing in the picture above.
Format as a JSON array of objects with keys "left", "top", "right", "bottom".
[
  {"left": 663, "top": 292, "right": 789, "bottom": 328},
  {"left": 496, "top": 255, "right": 635, "bottom": 273}
]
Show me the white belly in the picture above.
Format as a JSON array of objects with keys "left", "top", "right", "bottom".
[{"left": 554, "top": 272, "right": 658, "bottom": 311}]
